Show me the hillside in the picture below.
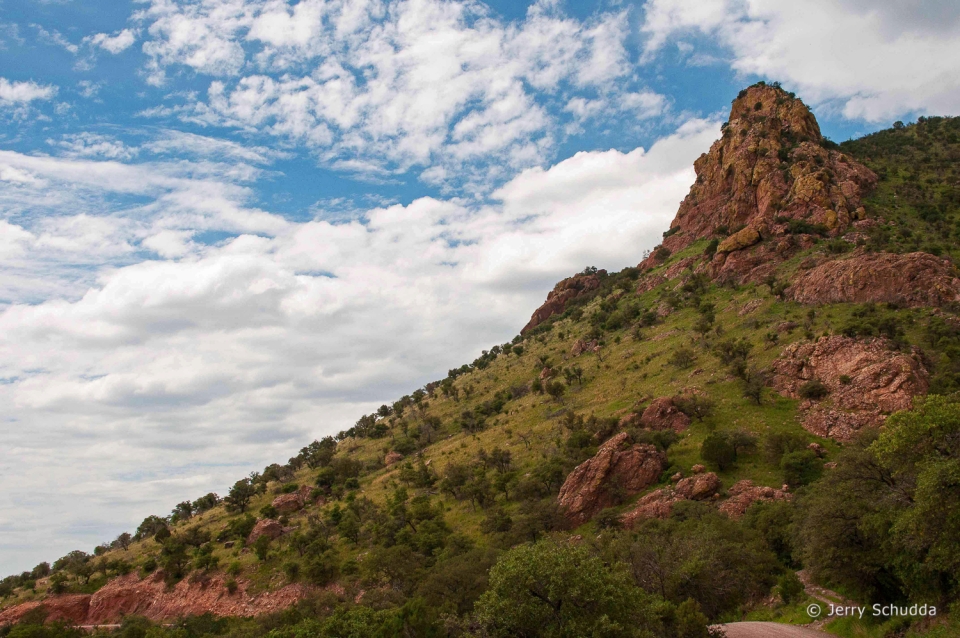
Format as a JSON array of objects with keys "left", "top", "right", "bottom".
[{"left": 3, "top": 84, "right": 960, "bottom": 638}]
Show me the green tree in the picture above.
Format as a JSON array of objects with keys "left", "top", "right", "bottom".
[
  {"left": 700, "top": 432, "right": 737, "bottom": 471},
  {"left": 472, "top": 539, "right": 660, "bottom": 637},
  {"left": 224, "top": 478, "right": 256, "bottom": 513},
  {"left": 252, "top": 535, "right": 271, "bottom": 562}
]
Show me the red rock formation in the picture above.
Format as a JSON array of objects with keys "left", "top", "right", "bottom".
[
  {"left": 621, "top": 472, "right": 721, "bottom": 527},
  {"left": 0, "top": 595, "right": 90, "bottom": 626},
  {"left": 719, "top": 480, "right": 792, "bottom": 519},
  {"left": 557, "top": 432, "right": 666, "bottom": 525},
  {"left": 522, "top": 271, "right": 604, "bottom": 334},
  {"left": 272, "top": 493, "right": 304, "bottom": 514},
  {"left": 787, "top": 251, "right": 960, "bottom": 307},
  {"left": 247, "top": 518, "right": 284, "bottom": 544},
  {"left": 662, "top": 85, "right": 876, "bottom": 254},
  {"left": 772, "top": 336, "right": 929, "bottom": 441},
  {"left": 639, "top": 397, "right": 691, "bottom": 432},
  {"left": 0, "top": 573, "right": 316, "bottom": 626}
]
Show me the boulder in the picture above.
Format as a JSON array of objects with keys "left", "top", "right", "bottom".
[
  {"left": 621, "top": 472, "right": 721, "bottom": 526},
  {"left": 772, "top": 335, "right": 928, "bottom": 440},
  {"left": 571, "top": 339, "right": 600, "bottom": 356},
  {"left": 787, "top": 251, "right": 960, "bottom": 307},
  {"left": 639, "top": 397, "right": 691, "bottom": 432},
  {"left": 384, "top": 451, "right": 404, "bottom": 466},
  {"left": 247, "top": 518, "right": 284, "bottom": 545},
  {"left": 557, "top": 432, "right": 667, "bottom": 525},
  {"left": 691, "top": 464, "right": 706, "bottom": 474},
  {"left": 719, "top": 480, "right": 791, "bottom": 519},
  {"left": 272, "top": 493, "right": 304, "bottom": 515},
  {"left": 522, "top": 271, "right": 605, "bottom": 334},
  {"left": 717, "top": 226, "right": 761, "bottom": 253}
]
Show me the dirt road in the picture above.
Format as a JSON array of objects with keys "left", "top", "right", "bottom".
[{"left": 719, "top": 622, "right": 831, "bottom": 637}]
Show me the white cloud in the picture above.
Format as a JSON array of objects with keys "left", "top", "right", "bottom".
[
  {"left": 0, "top": 77, "right": 57, "bottom": 105},
  {"left": 33, "top": 24, "right": 79, "bottom": 54},
  {"left": 143, "top": 129, "right": 290, "bottom": 164},
  {"left": 134, "top": 0, "right": 664, "bottom": 189},
  {"left": 50, "top": 133, "right": 139, "bottom": 161},
  {"left": 641, "top": 0, "right": 960, "bottom": 122},
  {"left": 86, "top": 28, "right": 138, "bottom": 54},
  {"left": 0, "top": 117, "right": 717, "bottom": 573}
]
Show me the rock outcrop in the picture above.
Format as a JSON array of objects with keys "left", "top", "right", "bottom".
[
  {"left": 272, "top": 493, "right": 304, "bottom": 515},
  {"left": 639, "top": 397, "right": 691, "bottom": 432},
  {"left": 247, "top": 518, "right": 284, "bottom": 544},
  {"left": 571, "top": 339, "right": 600, "bottom": 356},
  {"left": 772, "top": 336, "right": 929, "bottom": 441},
  {"left": 719, "top": 481, "right": 792, "bottom": 519},
  {"left": 0, "top": 573, "right": 314, "bottom": 626},
  {"left": 642, "top": 83, "right": 875, "bottom": 282},
  {"left": 557, "top": 432, "right": 666, "bottom": 525},
  {"left": 787, "top": 251, "right": 960, "bottom": 307},
  {"left": 621, "top": 472, "right": 721, "bottom": 527},
  {"left": 522, "top": 271, "right": 604, "bottom": 334}
]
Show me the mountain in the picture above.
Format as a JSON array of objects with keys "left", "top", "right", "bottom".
[{"left": 3, "top": 83, "right": 960, "bottom": 638}]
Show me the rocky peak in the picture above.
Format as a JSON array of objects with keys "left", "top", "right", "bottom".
[
  {"left": 650, "top": 83, "right": 876, "bottom": 274},
  {"left": 521, "top": 269, "right": 605, "bottom": 334}
]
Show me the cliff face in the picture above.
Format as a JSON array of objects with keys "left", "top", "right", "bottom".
[{"left": 642, "top": 83, "right": 877, "bottom": 282}]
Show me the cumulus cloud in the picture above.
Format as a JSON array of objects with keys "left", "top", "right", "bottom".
[
  {"left": 86, "top": 28, "right": 138, "bottom": 54},
  {"left": 641, "top": 0, "right": 960, "bottom": 122},
  {"left": 0, "top": 77, "right": 57, "bottom": 105},
  {"left": 134, "top": 0, "right": 664, "bottom": 189},
  {"left": 0, "top": 117, "right": 718, "bottom": 572}
]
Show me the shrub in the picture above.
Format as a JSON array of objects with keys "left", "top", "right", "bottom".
[
  {"left": 798, "top": 379, "right": 829, "bottom": 400},
  {"left": 839, "top": 374, "right": 852, "bottom": 385},
  {"left": 777, "top": 571, "right": 805, "bottom": 604},
  {"left": 701, "top": 432, "right": 737, "bottom": 471},
  {"left": 781, "top": 450, "right": 823, "bottom": 487},
  {"left": 225, "top": 578, "right": 238, "bottom": 594},
  {"left": 669, "top": 347, "right": 697, "bottom": 369},
  {"left": 283, "top": 561, "right": 301, "bottom": 582}
]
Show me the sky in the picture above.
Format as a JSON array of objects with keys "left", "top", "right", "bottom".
[{"left": 0, "top": 0, "right": 958, "bottom": 575}]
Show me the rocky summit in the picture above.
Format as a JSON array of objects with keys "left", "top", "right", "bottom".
[{"left": 4, "top": 86, "right": 960, "bottom": 638}]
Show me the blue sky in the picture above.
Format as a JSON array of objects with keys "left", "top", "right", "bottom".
[{"left": 1, "top": 0, "right": 958, "bottom": 574}]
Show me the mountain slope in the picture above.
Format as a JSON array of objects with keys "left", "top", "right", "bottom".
[{"left": 3, "top": 84, "right": 960, "bottom": 638}]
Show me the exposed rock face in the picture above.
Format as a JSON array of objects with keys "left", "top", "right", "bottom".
[
  {"left": 621, "top": 472, "right": 721, "bottom": 527},
  {"left": 0, "top": 573, "right": 314, "bottom": 626},
  {"left": 272, "top": 493, "right": 304, "bottom": 515},
  {"left": 643, "top": 84, "right": 875, "bottom": 283},
  {"left": 639, "top": 397, "right": 691, "bottom": 432},
  {"left": 719, "top": 480, "right": 792, "bottom": 519},
  {"left": 384, "top": 451, "right": 404, "bottom": 466},
  {"left": 787, "top": 251, "right": 960, "bottom": 307},
  {"left": 557, "top": 432, "right": 667, "bottom": 525},
  {"left": 247, "top": 518, "right": 284, "bottom": 544},
  {"left": 772, "top": 336, "right": 929, "bottom": 441},
  {"left": 0, "top": 595, "right": 91, "bottom": 626},
  {"left": 522, "top": 271, "right": 604, "bottom": 334}
]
